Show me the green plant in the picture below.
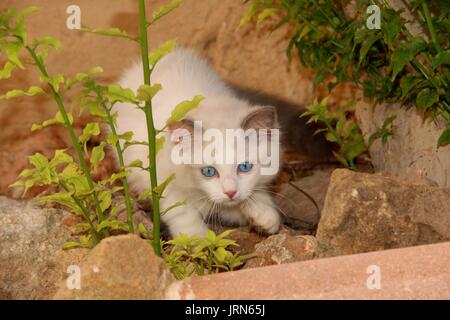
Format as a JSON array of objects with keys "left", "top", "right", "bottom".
[
  {"left": 242, "top": 0, "right": 450, "bottom": 147},
  {"left": 81, "top": 0, "right": 202, "bottom": 256},
  {"left": 1, "top": 6, "right": 117, "bottom": 246},
  {"left": 163, "top": 230, "right": 256, "bottom": 280},
  {"left": 1, "top": 2, "right": 202, "bottom": 254},
  {"left": 301, "top": 97, "right": 367, "bottom": 170},
  {"left": 368, "top": 115, "right": 396, "bottom": 147}
]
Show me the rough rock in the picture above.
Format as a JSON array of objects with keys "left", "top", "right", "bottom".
[
  {"left": 223, "top": 225, "right": 302, "bottom": 256},
  {"left": 356, "top": 100, "right": 450, "bottom": 189},
  {"left": 243, "top": 232, "right": 317, "bottom": 269},
  {"left": 53, "top": 234, "right": 174, "bottom": 300},
  {"left": 274, "top": 169, "right": 332, "bottom": 231},
  {"left": 316, "top": 169, "right": 450, "bottom": 257},
  {"left": 226, "top": 228, "right": 266, "bottom": 256},
  {"left": 0, "top": 197, "right": 89, "bottom": 299}
]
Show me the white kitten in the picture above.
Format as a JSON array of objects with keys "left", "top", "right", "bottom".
[{"left": 113, "top": 48, "right": 281, "bottom": 237}]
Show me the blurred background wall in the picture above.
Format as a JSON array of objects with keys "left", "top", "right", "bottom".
[{"left": 0, "top": 0, "right": 323, "bottom": 196}]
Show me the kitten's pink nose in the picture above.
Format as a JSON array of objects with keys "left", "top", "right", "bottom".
[{"left": 224, "top": 191, "right": 236, "bottom": 199}]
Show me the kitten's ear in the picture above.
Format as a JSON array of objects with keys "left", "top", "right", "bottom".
[
  {"left": 168, "top": 119, "right": 195, "bottom": 144},
  {"left": 168, "top": 119, "right": 195, "bottom": 133},
  {"left": 242, "top": 106, "right": 278, "bottom": 130}
]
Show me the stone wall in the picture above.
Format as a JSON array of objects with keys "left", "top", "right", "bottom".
[
  {"left": 0, "top": 0, "right": 318, "bottom": 196},
  {"left": 1, "top": 0, "right": 448, "bottom": 191},
  {"left": 356, "top": 101, "right": 450, "bottom": 188}
]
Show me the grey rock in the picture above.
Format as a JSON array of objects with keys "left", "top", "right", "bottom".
[
  {"left": 0, "top": 196, "right": 88, "bottom": 299},
  {"left": 356, "top": 101, "right": 450, "bottom": 188}
]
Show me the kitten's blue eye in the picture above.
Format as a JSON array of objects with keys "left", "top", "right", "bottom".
[
  {"left": 238, "top": 162, "right": 253, "bottom": 173},
  {"left": 201, "top": 166, "right": 217, "bottom": 177}
]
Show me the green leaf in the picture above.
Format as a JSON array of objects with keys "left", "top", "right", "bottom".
[
  {"left": 90, "top": 143, "right": 106, "bottom": 172},
  {"left": 31, "top": 111, "right": 73, "bottom": 131},
  {"left": 161, "top": 199, "right": 187, "bottom": 215},
  {"left": 79, "top": 100, "right": 106, "bottom": 118},
  {"left": 400, "top": 75, "right": 421, "bottom": 99},
  {"left": 138, "top": 223, "right": 152, "bottom": 237},
  {"left": 383, "top": 10, "right": 404, "bottom": 49},
  {"left": 3, "top": 40, "right": 25, "bottom": 69},
  {"left": 51, "top": 149, "right": 74, "bottom": 167},
  {"left": 432, "top": 50, "right": 450, "bottom": 69},
  {"left": 206, "top": 230, "right": 216, "bottom": 242},
  {"left": 81, "top": 27, "right": 136, "bottom": 41},
  {"left": 39, "top": 192, "right": 84, "bottom": 216},
  {"left": 63, "top": 242, "right": 82, "bottom": 249},
  {"left": 358, "top": 32, "right": 381, "bottom": 65},
  {"left": 28, "top": 152, "right": 49, "bottom": 169},
  {"left": 12, "top": 6, "right": 40, "bottom": 44},
  {"left": 99, "top": 171, "right": 128, "bottom": 186},
  {"left": 390, "top": 37, "right": 427, "bottom": 80},
  {"left": 0, "top": 9, "right": 17, "bottom": 29},
  {"left": 437, "top": 128, "right": 450, "bottom": 147},
  {"left": 0, "top": 62, "right": 16, "bottom": 80},
  {"left": 106, "top": 132, "right": 119, "bottom": 146},
  {"left": 32, "top": 36, "right": 61, "bottom": 52},
  {"left": 240, "top": 3, "right": 258, "bottom": 27},
  {"left": 256, "top": 8, "right": 277, "bottom": 26},
  {"left": 64, "top": 175, "right": 91, "bottom": 197},
  {"left": 105, "top": 84, "right": 136, "bottom": 103},
  {"left": 17, "top": 6, "right": 40, "bottom": 22},
  {"left": 149, "top": 39, "right": 177, "bottom": 69},
  {"left": 216, "top": 229, "right": 235, "bottom": 240},
  {"left": 70, "top": 222, "right": 91, "bottom": 233},
  {"left": 156, "top": 136, "right": 166, "bottom": 155},
  {"left": 126, "top": 159, "right": 143, "bottom": 168},
  {"left": 78, "top": 123, "right": 100, "bottom": 152},
  {"left": 416, "top": 88, "right": 439, "bottom": 112},
  {"left": 79, "top": 234, "right": 93, "bottom": 248},
  {"left": 136, "top": 84, "right": 162, "bottom": 101},
  {"left": 154, "top": 173, "right": 176, "bottom": 197},
  {"left": 151, "top": 0, "right": 182, "bottom": 24},
  {"left": 214, "top": 247, "right": 228, "bottom": 263},
  {"left": 216, "top": 238, "right": 238, "bottom": 248},
  {"left": 65, "top": 66, "right": 104, "bottom": 90},
  {"left": 325, "top": 131, "right": 337, "bottom": 143},
  {"left": 96, "top": 219, "right": 129, "bottom": 233},
  {"left": 165, "top": 95, "right": 204, "bottom": 125},
  {"left": 40, "top": 74, "right": 65, "bottom": 92},
  {"left": 119, "top": 131, "right": 134, "bottom": 141},
  {"left": 1, "top": 86, "right": 45, "bottom": 99},
  {"left": 98, "top": 190, "right": 112, "bottom": 213}
]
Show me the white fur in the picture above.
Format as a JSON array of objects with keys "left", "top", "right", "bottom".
[{"left": 113, "top": 48, "right": 280, "bottom": 237}]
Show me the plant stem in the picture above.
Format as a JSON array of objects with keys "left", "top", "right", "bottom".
[
  {"left": 100, "top": 99, "right": 134, "bottom": 233},
  {"left": 421, "top": 2, "right": 450, "bottom": 84},
  {"left": 61, "top": 184, "right": 100, "bottom": 244},
  {"left": 26, "top": 46, "right": 109, "bottom": 237},
  {"left": 138, "top": 0, "right": 162, "bottom": 256},
  {"left": 421, "top": 2, "right": 442, "bottom": 53},
  {"left": 73, "top": 197, "right": 100, "bottom": 243}
]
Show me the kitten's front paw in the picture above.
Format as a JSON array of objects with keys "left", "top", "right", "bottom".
[{"left": 252, "top": 207, "right": 281, "bottom": 234}]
